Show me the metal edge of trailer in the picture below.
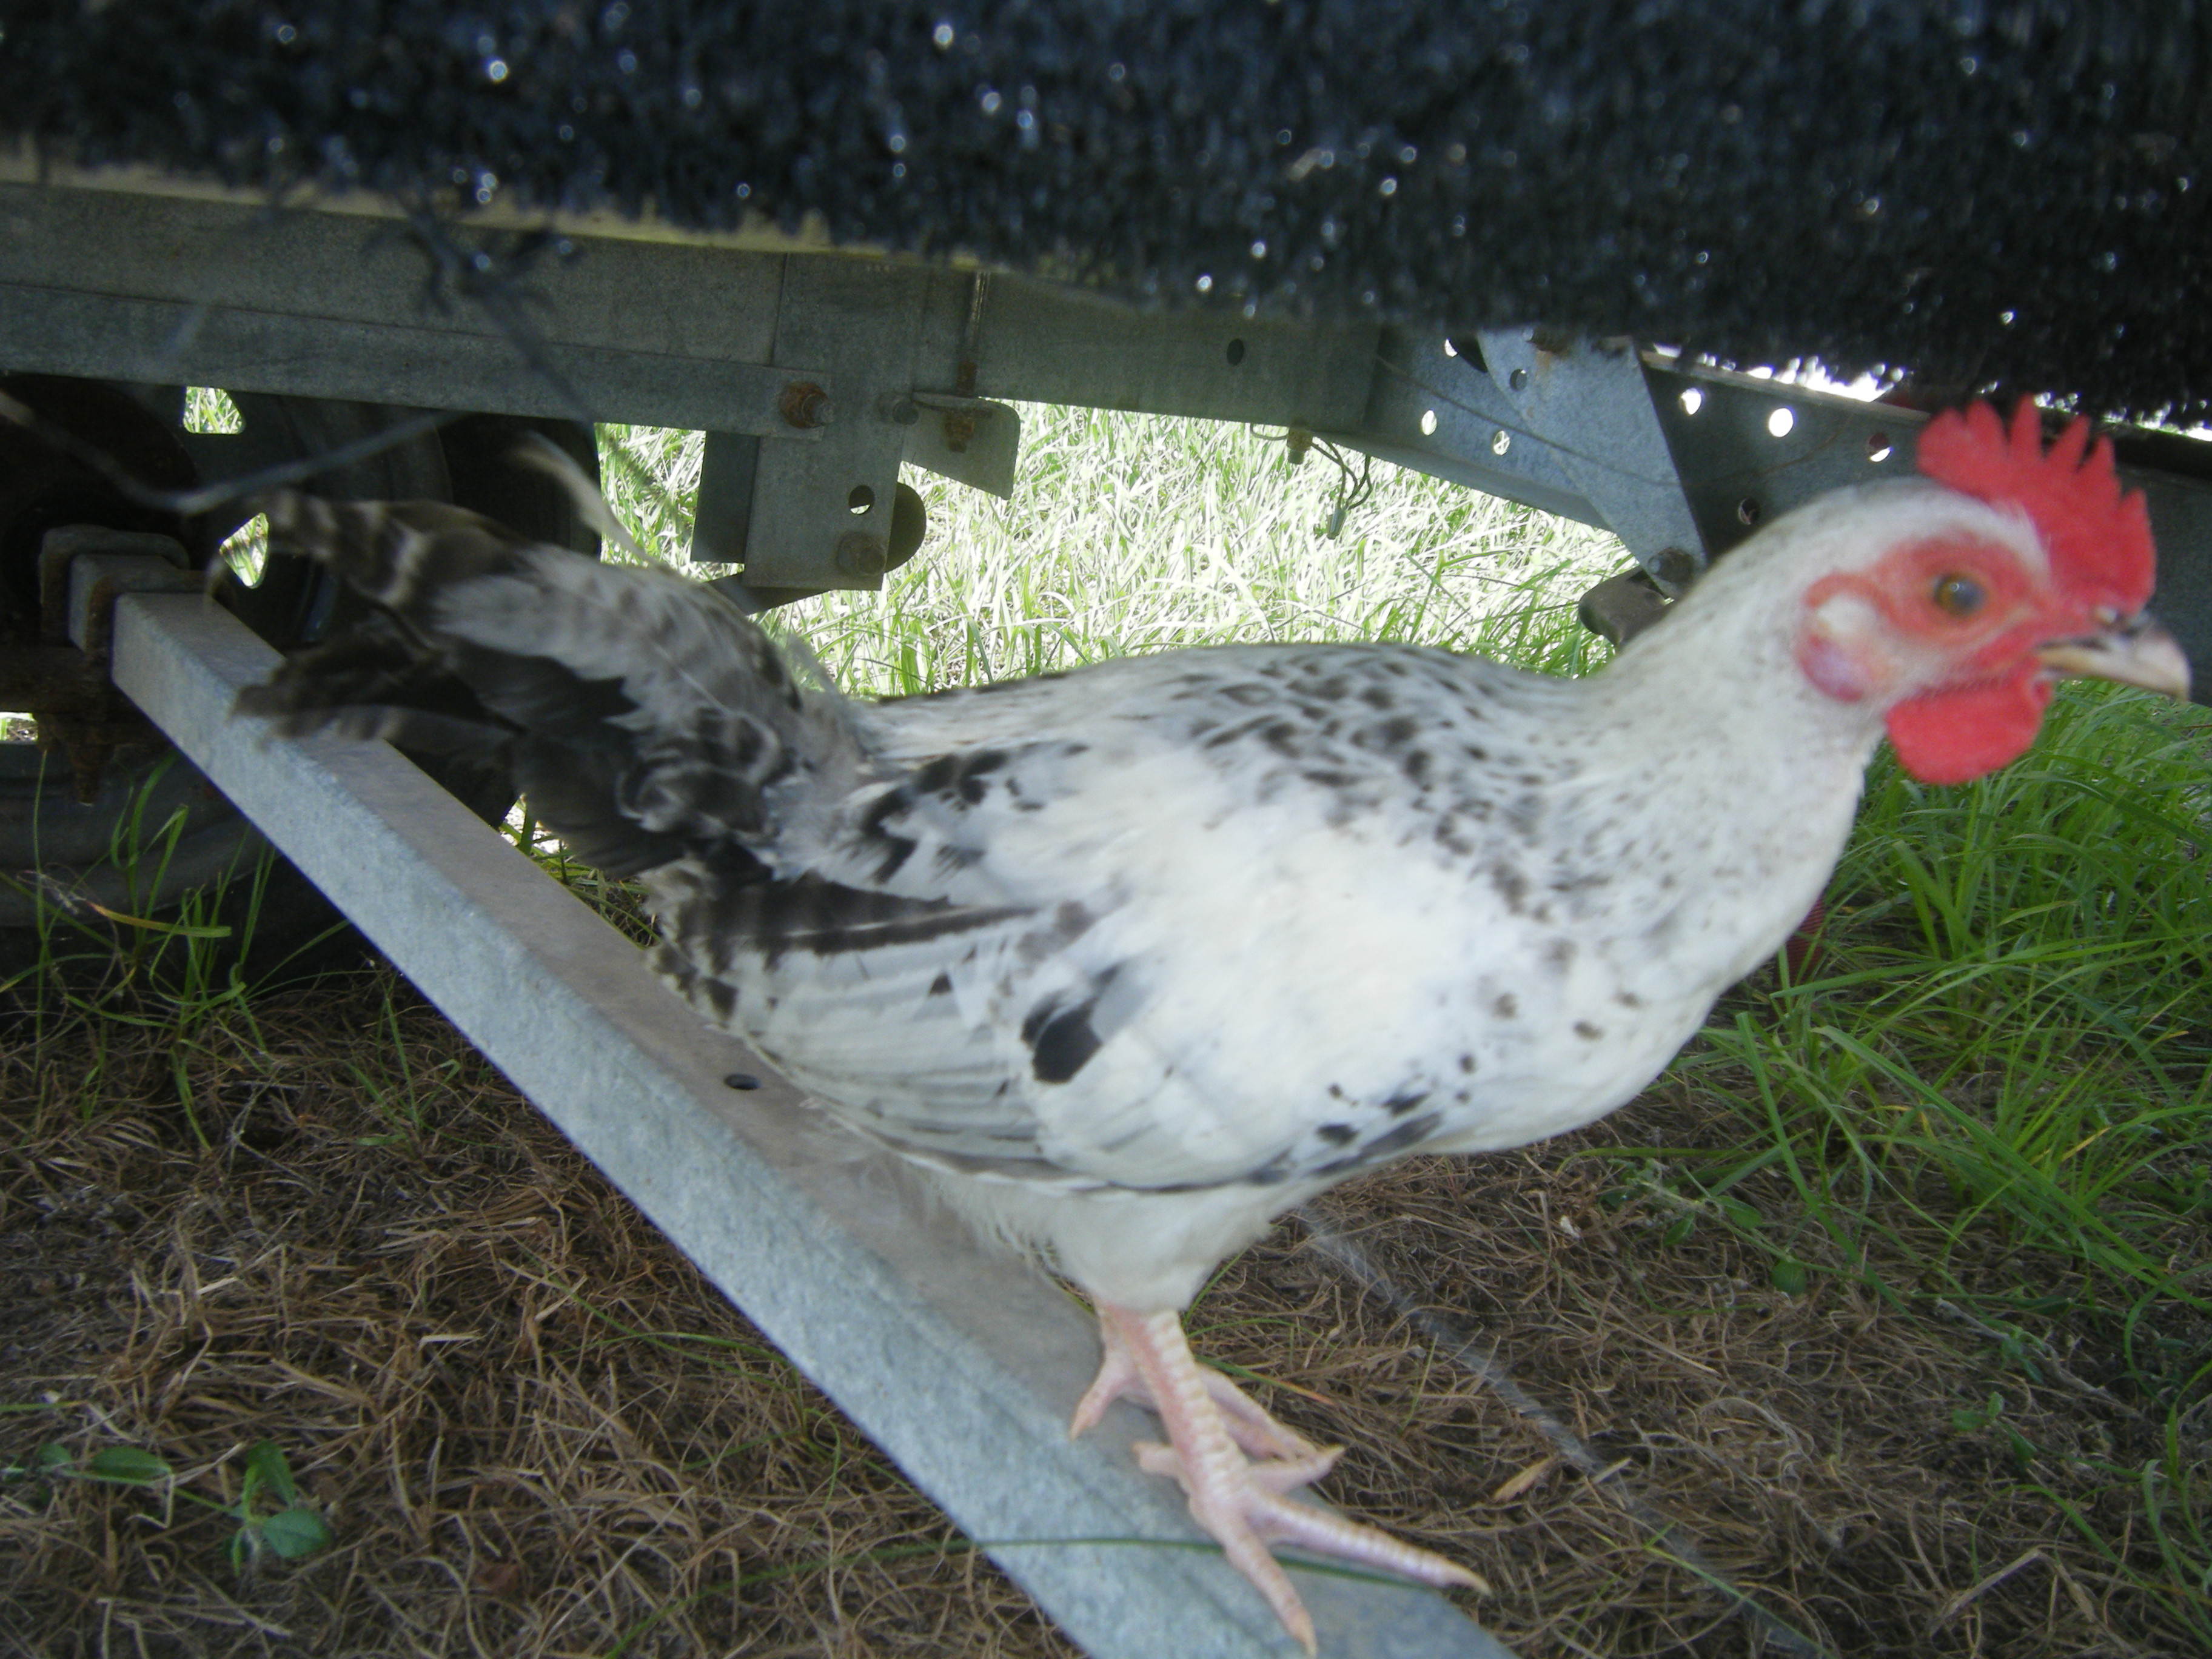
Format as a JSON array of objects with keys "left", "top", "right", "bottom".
[{"left": 100, "top": 585, "right": 1521, "bottom": 1659}]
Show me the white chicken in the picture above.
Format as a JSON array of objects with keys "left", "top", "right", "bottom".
[{"left": 242, "top": 401, "right": 2185, "bottom": 1650}]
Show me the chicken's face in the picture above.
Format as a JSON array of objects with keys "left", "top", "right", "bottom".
[{"left": 1791, "top": 403, "right": 2189, "bottom": 785}]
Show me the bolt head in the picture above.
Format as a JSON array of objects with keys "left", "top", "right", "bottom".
[
  {"left": 1650, "top": 547, "right": 1700, "bottom": 591},
  {"left": 779, "top": 381, "right": 835, "bottom": 429},
  {"left": 835, "top": 532, "right": 888, "bottom": 577}
]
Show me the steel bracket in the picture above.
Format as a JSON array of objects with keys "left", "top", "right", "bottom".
[
  {"left": 1475, "top": 329, "right": 1708, "bottom": 585},
  {"left": 897, "top": 392, "right": 1022, "bottom": 500},
  {"left": 735, "top": 258, "right": 929, "bottom": 589}
]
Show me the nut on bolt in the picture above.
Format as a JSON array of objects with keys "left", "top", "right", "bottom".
[
  {"left": 779, "top": 381, "right": 836, "bottom": 429},
  {"left": 1649, "top": 546, "right": 1700, "bottom": 593},
  {"left": 835, "top": 532, "right": 888, "bottom": 577}
]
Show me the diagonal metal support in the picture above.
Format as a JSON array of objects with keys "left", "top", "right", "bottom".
[
  {"left": 1475, "top": 329, "right": 1708, "bottom": 583},
  {"left": 101, "top": 588, "right": 1518, "bottom": 1659}
]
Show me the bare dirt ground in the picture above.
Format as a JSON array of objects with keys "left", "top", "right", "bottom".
[{"left": 1, "top": 960, "right": 2194, "bottom": 1657}]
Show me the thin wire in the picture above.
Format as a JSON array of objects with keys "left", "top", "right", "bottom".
[
  {"left": 1292, "top": 1202, "right": 1839, "bottom": 1659},
  {"left": 0, "top": 389, "right": 459, "bottom": 517},
  {"left": 0, "top": 199, "right": 705, "bottom": 544},
  {"left": 393, "top": 202, "right": 701, "bottom": 541},
  {"left": 1310, "top": 438, "right": 1376, "bottom": 537}
]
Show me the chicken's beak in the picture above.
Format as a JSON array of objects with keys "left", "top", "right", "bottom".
[{"left": 2037, "top": 612, "right": 2192, "bottom": 700}]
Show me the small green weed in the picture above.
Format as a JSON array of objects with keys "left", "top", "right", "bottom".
[{"left": 3, "top": 1437, "right": 331, "bottom": 1573}]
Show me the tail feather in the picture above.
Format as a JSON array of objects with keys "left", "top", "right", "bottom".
[{"left": 241, "top": 489, "right": 870, "bottom": 879}]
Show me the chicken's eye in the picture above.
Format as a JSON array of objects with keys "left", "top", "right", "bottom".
[{"left": 1931, "top": 572, "right": 1986, "bottom": 617}]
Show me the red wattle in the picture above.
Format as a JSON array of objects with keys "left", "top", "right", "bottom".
[{"left": 1883, "top": 670, "right": 2053, "bottom": 785}]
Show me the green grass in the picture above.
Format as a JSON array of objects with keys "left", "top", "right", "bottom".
[
  {"left": 0, "top": 757, "right": 313, "bottom": 1149},
  {"left": 1697, "top": 686, "right": 2212, "bottom": 1320},
  {"left": 603, "top": 403, "right": 2212, "bottom": 1643},
  {"left": 600, "top": 408, "right": 1619, "bottom": 690}
]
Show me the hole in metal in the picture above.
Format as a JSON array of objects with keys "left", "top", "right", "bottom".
[
  {"left": 1767, "top": 407, "right": 1795, "bottom": 438},
  {"left": 1420, "top": 409, "right": 1439, "bottom": 437},
  {"left": 183, "top": 387, "right": 244, "bottom": 434},
  {"left": 1491, "top": 429, "right": 1511, "bottom": 456},
  {"left": 220, "top": 513, "right": 269, "bottom": 587},
  {"left": 1737, "top": 497, "right": 1763, "bottom": 526},
  {"left": 1225, "top": 337, "right": 1247, "bottom": 366},
  {"left": 1679, "top": 387, "right": 1703, "bottom": 415},
  {"left": 1866, "top": 432, "right": 1892, "bottom": 463},
  {"left": 847, "top": 484, "right": 876, "bottom": 515}
]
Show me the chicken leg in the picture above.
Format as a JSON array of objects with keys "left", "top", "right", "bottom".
[{"left": 1071, "top": 1302, "right": 1486, "bottom": 1653}]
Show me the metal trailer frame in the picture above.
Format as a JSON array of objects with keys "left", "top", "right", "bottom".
[
  {"left": 7, "top": 173, "right": 2212, "bottom": 658},
  {"left": 7, "top": 172, "right": 2212, "bottom": 1656}
]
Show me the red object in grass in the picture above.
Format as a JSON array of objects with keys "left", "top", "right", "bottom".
[{"left": 1783, "top": 894, "right": 1828, "bottom": 980}]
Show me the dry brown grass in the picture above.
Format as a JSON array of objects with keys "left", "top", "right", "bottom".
[
  {"left": 1209, "top": 1110, "right": 2187, "bottom": 1659},
  {"left": 0, "top": 959, "right": 2190, "bottom": 1658},
  {"left": 0, "top": 970, "right": 1070, "bottom": 1659}
]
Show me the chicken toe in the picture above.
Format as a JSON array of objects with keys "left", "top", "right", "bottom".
[{"left": 1078, "top": 1302, "right": 1487, "bottom": 1653}]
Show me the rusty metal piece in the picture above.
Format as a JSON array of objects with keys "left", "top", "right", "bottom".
[
  {"left": 834, "top": 531, "right": 887, "bottom": 578},
  {"left": 10, "top": 534, "right": 194, "bottom": 799},
  {"left": 0, "top": 642, "right": 102, "bottom": 709},
  {"left": 0, "top": 654, "right": 169, "bottom": 801},
  {"left": 778, "top": 381, "right": 836, "bottom": 429},
  {"left": 907, "top": 392, "right": 999, "bottom": 461},
  {"left": 62, "top": 736, "right": 114, "bottom": 806},
  {"left": 40, "top": 528, "right": 194, "bottom": 650},
  {"left": 1, "top": 381, "right": 208, "bottom": 803},
  {"left": 39, "top": 528, "right": 171, "bottom": 638},
  {"left": 1577, "top": 568, "right": 1672, "bottom": 648},
  {"left": 943, "top": 268, "right": 991, "bottom": 454}
]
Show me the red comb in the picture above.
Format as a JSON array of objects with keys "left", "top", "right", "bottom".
[{"left": 1915, "top": 401, "right": 2154, "bottom": 610}]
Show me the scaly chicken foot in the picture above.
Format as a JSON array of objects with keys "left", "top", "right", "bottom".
[
  {"left": 1072, "top": 1302, "right": 1486, "bottom": 1654},
  {"left": 1070, "top": 1305, "right": 1329, "bottom": 1465}
]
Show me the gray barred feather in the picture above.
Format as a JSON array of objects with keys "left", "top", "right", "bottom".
[{"left": 247, "top": 488, "right": 872, "bottom": 878}]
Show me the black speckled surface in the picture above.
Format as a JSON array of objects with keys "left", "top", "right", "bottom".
[{"left": 3, "top": 2, "right": 2209, "bottom": 420}]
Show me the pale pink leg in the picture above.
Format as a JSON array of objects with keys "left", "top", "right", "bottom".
[{"left": 1070, "top": 1302, "right": 1487, "bottom": 1654}]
